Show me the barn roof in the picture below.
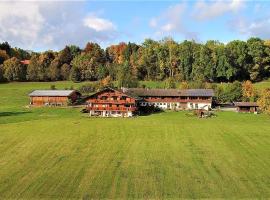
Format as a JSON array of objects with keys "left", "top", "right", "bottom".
[
  {"left": 123, "top": 88, "right": 214, "bottom": 97},
  {"left": 234, "top": 102, "right": 258, "bottom": 107},
  {"left": 29, "top": 90, "right": 78, "bottom": 97}
]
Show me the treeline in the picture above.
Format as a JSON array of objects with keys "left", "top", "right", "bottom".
[{"left": 1, "top": 37, "right": 270, "bottom": 85}]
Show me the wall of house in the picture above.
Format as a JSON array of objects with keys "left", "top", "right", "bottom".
[
  {"left": 86, "top": 89, "right": 137, "bottom": 117},
  {"left": 89, "top": 110, "right": 133, "bottom": 117},
  {"left": 30, "top": 96, "right": 69, "bottom": 106},
  {"left": 139, "top": 100, "right": 211, "bottom": 110},
  {"left": 187, "top": 102, "right": 212, "bottom": 110}
]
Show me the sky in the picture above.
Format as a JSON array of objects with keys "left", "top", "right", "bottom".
[{"left": 0, "top": 0, "right": 270, "bottom": 51}]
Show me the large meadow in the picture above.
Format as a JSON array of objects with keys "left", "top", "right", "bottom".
[{"left": 0, "top": 81, "right": 269, "bottom": 199}]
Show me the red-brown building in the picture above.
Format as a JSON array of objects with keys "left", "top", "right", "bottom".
[
  {"left": 29, "top": 90, "right": 81, "bottom": 106},
  {"left": 124, "top": 88, "right": 214, "bottom": 111},
  {"left": 85, "top": 88, "right": 139, "bottom": 117},
  {"left": 85, "top": 87, "right": 214, "bottom": 117}
]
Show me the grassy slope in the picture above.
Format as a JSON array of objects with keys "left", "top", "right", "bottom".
[
  {"left": 254, "top": 78, "right": 270, "bottom": 90},
  {"left": 0, "top": 82, "right": 270, "bottom": 199}
]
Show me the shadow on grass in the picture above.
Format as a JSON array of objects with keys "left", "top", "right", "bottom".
[{"left": 0, "top": 111, "right": 31, "bottom": 117}]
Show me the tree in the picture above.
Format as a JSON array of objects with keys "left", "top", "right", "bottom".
[
  {"left": 100, "top": 76, "right": 113, "bottom": 88},
  {"left": 215, "top": 81, "right": 242, "bottom": 103},
  {"left": 61, "top": 63, "right": 71, "bottom": 80},
  {"left": 247, "top": 38, "right": 268, "bottom": 81},
  {"left": 257, "top": 89, "right": 270, "bottom": 114},
  {"left": 37, "top": 51, "right": 55, "bottom": 81},
  {"left": 0, "top": 42, "right": 12, "bottom": 56},
  {"left": 71, "top": 43, "right": 105, "bottom": 81},
  {"left": 2, "top": 57, "right": 26, "bottom": 81},
  {"left": 242, "top": 80, "right": 256, "bottom": 102},
  {"left": 27, "top": 54, "right": 39, "bottom": 81},
  {"left": 138, "top": 39, "right": 160, "bottom": 80},
  {"left": 0, "top": 64, "right": 4, "bottom": 82},
  {"left": 215, "top": 45, "right": 232, "bottom": 81},
  {"left": 70, "top": 66, "right": 81, "bottom": 82},
  {"left": 0, "top": 50, "right": 9, "bottom": 64},
  {"left": 179, "top": 81, "right": 189, "bottom": 89},
  {"left": 164, "top": 77, "right": 176, "bottom": 89},
  {"left": 48, "top": 58, "right": 61, "bottom": 81},
  {"left": 117, "top": 62, "right": 138, "bottom": 88},
  {"left": 178, "top": 40, "right": 196, "bottom": 81},
  {"left": 69, "top": 45, "right": 81, "bottom": 58},
  {"left": 226, "top": 40, "right": 249, "bottom": 80},
  {"left": 58, "top": 46, "right": 73, "bottom": 64}
]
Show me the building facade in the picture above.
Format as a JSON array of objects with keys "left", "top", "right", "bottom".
[
  {"left": 85, "top": 88, "right": 214, "bottom": 117},
  {"left": 124, "top": 88, "right": 214, "bottom": 111},
  {"left": 29, "top": 90, "right": 81, "bottom": 106},
  {"left": 85, "top": 88, "right": 139, "bottom": 117}
]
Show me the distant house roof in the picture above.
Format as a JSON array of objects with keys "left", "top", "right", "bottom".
[
  {"left": 20, "top": 60, "right": 30, "bottom": 65},
  {"left": 123, "top": 88, "right": 214, "bottom": 97},
  {"left": 234, "top": 102, "right": 258, "bottom": 107},
  {"left": 29, "top": 90, "right": 79, "bottom": 97}
]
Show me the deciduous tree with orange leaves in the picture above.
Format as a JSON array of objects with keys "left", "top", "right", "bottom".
[
  {"left": 257, "top": 89, "right": 270, "bottom": 114},
  {"left": 242, "top": 80, "right": 257, "bottom": 102}
]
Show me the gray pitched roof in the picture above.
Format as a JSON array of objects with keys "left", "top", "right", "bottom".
[
  {"left": 123, "top": 88, "right": 214, "bottom": 97},
  {"left": 29, "top": 90, "right": 77, "bottom": 97}
]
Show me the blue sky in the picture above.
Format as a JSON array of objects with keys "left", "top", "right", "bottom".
[{"left": 0, "top": 0, "right": 270, "bottom": 51}]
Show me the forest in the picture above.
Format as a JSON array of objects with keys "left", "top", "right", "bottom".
[{"left": 0, "top": 37, "right": 270, "bottom": 86}]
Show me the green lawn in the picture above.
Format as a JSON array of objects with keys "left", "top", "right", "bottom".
[
  {"left": 254, "top": 78, "right": 270, "bottom": 91},
  {"left": 0, "top": 82, "right": 269, "bottom": 199}
]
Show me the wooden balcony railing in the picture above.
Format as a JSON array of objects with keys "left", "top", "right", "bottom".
[
  {"left": 87, "top": 99, "right": 135, "bottom": 104},
  {"left": 87, "top": 106, "right": 137, "bottom": 112}
]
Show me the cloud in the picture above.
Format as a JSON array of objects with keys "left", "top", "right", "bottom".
[
  {"left": 193, "top": 0, "right": 244, "bottom": 21},
  {"left": 229, "top": 16, "right": 270, "bottom": 39},
  {"left": 0, "top": 1, "right": 118, "bottom": 50},
  {"left": 83, "top": 15, "right": 116, "bottom": 32},
  {"left": 149, "top": 3, "right": 199, "bottom": 40}
]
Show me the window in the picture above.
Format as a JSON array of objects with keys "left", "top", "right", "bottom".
[
  {"left": 190, "top": 103, "right": 193, "bottom": 108},
  {"left": 120, "top": 96, "right": 126, "bottom": 100},
  {"left": 195, "top": 104, "right": 198, "bottom": 109},
  {"left": 101, "top": 96, "right": 107, "bottom": 100}
]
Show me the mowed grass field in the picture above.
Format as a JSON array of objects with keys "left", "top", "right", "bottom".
[{"left": 0, "top": 82, "right": 270, "bottom": 199}]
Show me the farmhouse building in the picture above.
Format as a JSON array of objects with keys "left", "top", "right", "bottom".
[
  {"left": 124, "top": 88, "right": 214, "bottom": 111},
  {"left": 29, "top": 90, "right": 81, "bottom": 106},
  {"left": 85, "top": 88, "right": 139, "bottom": 117},
  {"left": 86, "top": 87, "right": 214, "bottom": 117},
  {"left": 20, "top": 60, "right": 30, "bottom": 65},
  {"left": 234, "top": 102, "right": 259, "bottom": 113}
]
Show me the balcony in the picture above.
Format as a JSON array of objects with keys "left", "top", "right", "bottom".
[
  {"left": 87, "top": 99, "right": 135, "bottom": 104},
  {"left": 87, "top": 106, "right": 137, "bottom": 112}
]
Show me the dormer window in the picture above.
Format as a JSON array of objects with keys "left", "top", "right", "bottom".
[
  {"left": 101, "top": 96, "right": 107, "bottom": 100},
  {"left": 120, "top": 96, "right": 127, "bottom": 100}
]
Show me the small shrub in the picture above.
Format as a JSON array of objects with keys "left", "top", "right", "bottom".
[{"left": 50, "top": 85, "right": 56, "bottom": 90}]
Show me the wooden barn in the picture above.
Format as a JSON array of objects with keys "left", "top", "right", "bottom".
[
  {"left": 85, "top": 87, "right": 139, "bottom": 117},
  {"left": 29, "top": 90, "right": 81, "bottom": 106},
  {"left": 234, "top": 102, "right": 259, "bottom": 113}
]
